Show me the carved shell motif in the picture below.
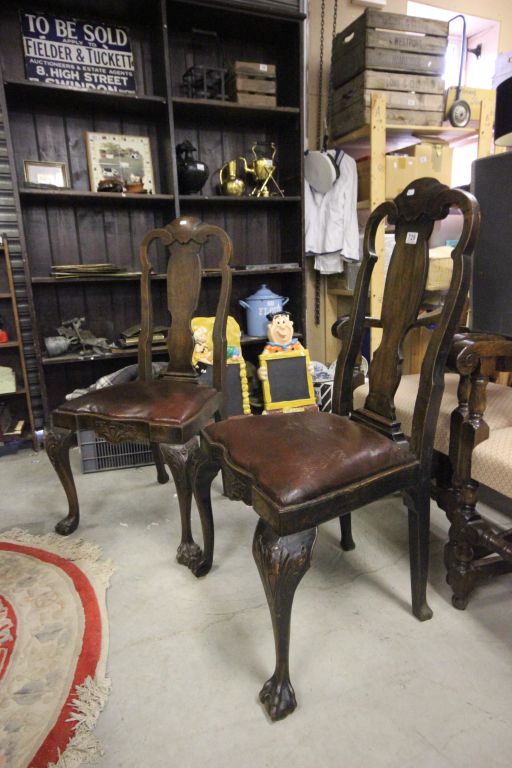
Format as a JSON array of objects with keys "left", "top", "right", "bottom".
[
  {"left": 223, "top": 466, "right": 252, "bottom": 505},
  {"left": 92, "top": 420, "right": 139, "bottom": 444}
]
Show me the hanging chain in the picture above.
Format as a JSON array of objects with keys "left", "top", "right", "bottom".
[
  {"left": 314, "top": 0, "right": 338, "bottom": 325},
  {"left": 325, "top": 0, "right": 339, "bottom": 150},
  {"left": 316, "top": 0, "right": 326, "bottom": 151}
]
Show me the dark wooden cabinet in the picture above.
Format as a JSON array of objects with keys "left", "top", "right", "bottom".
[{"left": 0, "top": 0, "right": 305, "bottom": 421}]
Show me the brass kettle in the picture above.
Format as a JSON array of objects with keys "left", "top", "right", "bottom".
[
  {"left": 220, "top": 159, "right": 246, "bottom": 196},
  {"left": 239, "top": 142, "right": 284, "bottom": 197}
]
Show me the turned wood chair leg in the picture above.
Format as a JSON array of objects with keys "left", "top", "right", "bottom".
[
  {"left": 151, "top": 442, "right": 169, "bottom": 484},
  {"left": 161, "top": 439, "right": 202, "bottom": 569},
  {"left": 44, "top": 427, "right": 80, "bottom": 536},
  {"left": 404, "top": 485, "right": 433, "bottom": 622},
  {"left": 252, "top": 519, "right": 317, "bottom": 721},
  {"left": 339, "top": 513, "right": 355, "bottom": 551}
]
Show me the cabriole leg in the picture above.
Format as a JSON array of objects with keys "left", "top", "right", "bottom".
[
  {"left": 253, "top": 519, "right": 317, "bottom": 721},
  {"left": 189, "top": 447, "right": 220, "bottom": 577},
  {"left": 45, "top": 427, "right": 79, "bottom": 535},
  {"left": 161, "top": 440, "right": 201, "bottom": 569}
]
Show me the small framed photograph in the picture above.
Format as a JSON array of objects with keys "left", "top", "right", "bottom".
[
  {"left": 23, "top": 160, "right": 69, "bottom": 188},
  {"left": 85, "top": 132, "right": 155, "bottom": 194}
]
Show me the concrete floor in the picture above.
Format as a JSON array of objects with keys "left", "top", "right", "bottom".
[{"left": 1, "top": 445, "right": 512, "bottom": 767}]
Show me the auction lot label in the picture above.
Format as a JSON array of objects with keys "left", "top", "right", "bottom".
[{"left": 20, "top": 11, "right": 136, "bottom": 93}]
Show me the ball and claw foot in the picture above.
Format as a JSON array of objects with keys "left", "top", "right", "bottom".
[
  {"left": 259, "top": 674, "right": 297, "bottom": 721},
  {"left": 55, "top": 516, "right": 79, "bottom": 536},
  {"left": 176, "top": 541, "right": 202, "bottom": 569}
]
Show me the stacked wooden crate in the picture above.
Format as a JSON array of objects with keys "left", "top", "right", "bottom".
[
  {"left": 228, "top": 61, "right": 276, "bottom": 107},
  {"left": 330, "top": 10, "right": 448, "bottom": 139}
]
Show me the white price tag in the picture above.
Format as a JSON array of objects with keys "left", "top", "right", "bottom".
[
  {"left": 406, "top": 232, "right": 419, "bottom": 245},
  {"left": 260, "top": 64, "right": 268, "bottom": 72},
  {"left": 407, "top": 188, "right": 415, "bottom": 196},
  {"left": 196, "top": 163, "right": 205, "bottom": 170}
]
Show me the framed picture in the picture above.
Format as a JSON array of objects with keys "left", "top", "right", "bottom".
[
  {"left": 85, "top": 132, "right": 155, "bottom": 193},
  {"left": 23, "top": 160, "right": 69, "bottom": 188},
  {"left": 259, "top": 349, "right": 316, "bottom": 412}
]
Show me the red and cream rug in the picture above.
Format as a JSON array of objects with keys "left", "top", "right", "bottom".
[{"left": 0, "top": 528, "right": 113, "bottom": 767}]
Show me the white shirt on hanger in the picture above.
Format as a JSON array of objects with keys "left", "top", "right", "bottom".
[{"left": 304, "top": 150, "right": 359, "bottom": 275}]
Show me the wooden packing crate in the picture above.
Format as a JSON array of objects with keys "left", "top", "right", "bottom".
[
  {"left": 228, "top": 60, "right": 276, "bottom": 107},
  {"left": 332, "top": 70, "right": 444, "bottom": 115},
  {"left": 331, "top": 9, "right": 448, "bottom": 89},
  {"left": 331, "top": 100, "right": 443, "bottom": 141}
]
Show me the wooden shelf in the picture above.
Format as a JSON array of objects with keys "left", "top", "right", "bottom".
[
  {"left": 172, "top": 96, "right": 300, "bottom": 122},
  {"left": 4, "top": 79, "right": 168, "bottom": 115},
  {"left": 335, "top": 122, "right": 478, "bottom": 146},
  {"left": 335, "top": 121, "right": 481, "bottom": 158},
  {"left": 41, "top": 333, "right": 304, "bottom": 363},
  {"left": 42, "top": 345, "right": 169, "bottom": 366},
  {"left": 179, "top": 195, "right": 301, "bottom": 204},
  {"left": 0, "top": 340, "right": 19, "bottom": 348},
  {"left": 19, "top": 189, "right": 175, "bottom": 206},
  {"left": 0, "top": 292, "right": 11, "bottom": 299},
  {"left": 32, "top": 265, "right": 302, "bottom": 284}
]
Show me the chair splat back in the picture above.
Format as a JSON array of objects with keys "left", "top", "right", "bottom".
[
  {"left": 333, "top": 177, "right": 480, "bottom": 461},
  {"left": 138, "top": 217, "right": 232, "bottom": 390}
]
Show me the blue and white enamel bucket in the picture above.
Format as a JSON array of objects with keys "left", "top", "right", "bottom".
[{"left": 239, "top": 284, "right": 289, "bottom": 337}]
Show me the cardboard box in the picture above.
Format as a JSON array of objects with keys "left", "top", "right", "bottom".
[
  {"left": 403, "top": 140, "right": 453, "bottom": 186},
  {"left": 358, "top": 155, "right": 419, "bottom": 200},
  {"left": 426, "top": 245, "right": 453, "bottom": 291},
  {"left": 357, "top": 141, "right": 452, "bottom": 203},
  {"left": 356, "top": 157, "right": 370, "bottom": 201},
  {"left": 385, "top": 154, "right": 418, "bottom": 198}
]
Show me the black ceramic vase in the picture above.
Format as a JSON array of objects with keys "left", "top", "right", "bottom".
[{"left": 176, "top": 140, "right": 209, "bottom": 194}]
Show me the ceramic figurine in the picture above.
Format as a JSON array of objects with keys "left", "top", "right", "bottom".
[
  {"left": 192, "top": 326, "right": 214, "bottom": 369},
  {"left": 258, "top": 311, "right": 312, "bottom": 380}
]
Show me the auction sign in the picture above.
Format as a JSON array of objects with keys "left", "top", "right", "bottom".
[{"left": 20, "top": 11, "right": 136, "bottom": 93}]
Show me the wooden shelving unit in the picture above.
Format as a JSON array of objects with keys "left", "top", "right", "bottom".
[
  {"left": 0, "top": 234, "right": 37, "bottom": 449},
  {"left": 324, "top": 91, "right": 496, "bottom": 366},
  {"left": 0, "top": 0, "right": 305, "bottom": 418}
]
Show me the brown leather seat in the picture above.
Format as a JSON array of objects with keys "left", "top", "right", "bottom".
[
  {"left": 45, "top": 217, "right": 232, "bottom": 573},
  {"left": 54, "top": 380, "right": 220, "bottom": 432},
  {"left": 189, "top": 179, "right": 480, "bottom": 721},
  {"left": 206, "top": 410, "right": 415, "bottom": 512}
]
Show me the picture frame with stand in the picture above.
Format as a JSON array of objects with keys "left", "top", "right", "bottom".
[
  {"left": 84, "top": 131, "right": 155, "bottom": 193},
  {"left": 23, "top": 160, "right": 69, "bottom": 188}
]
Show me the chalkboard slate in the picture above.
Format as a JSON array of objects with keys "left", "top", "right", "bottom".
[{"left": 260, "top": 350, "right": 316, "bottom": 411}]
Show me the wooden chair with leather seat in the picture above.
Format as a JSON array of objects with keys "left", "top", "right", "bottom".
[
  {"left": 189, "top": 179, "right": 479, "bottom": 721},
  {"left": 45, "top": 217, "right": 232, "bottom": 571}
]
